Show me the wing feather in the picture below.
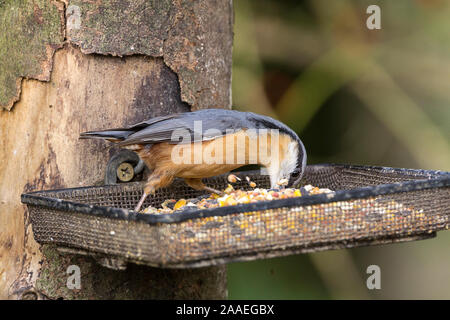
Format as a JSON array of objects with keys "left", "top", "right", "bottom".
[{"left": 118, "top": 109, "right": 249, "bottom": 146}]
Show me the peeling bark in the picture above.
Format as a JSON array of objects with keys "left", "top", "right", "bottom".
[
  {"left": 0, "top": 0, "right": 65, "bottom": 110},
  {"left": 1, "top": 0, "right": 233, "bottom": 111},
  {"left": 66, "top": 0, "right": 233, "bottom": 110},
  {"left": 1, "top": 0, "right": 233, "bottom": 299},
  {"left": 1, "top": 46, "right": 227, "bottom": 299}
]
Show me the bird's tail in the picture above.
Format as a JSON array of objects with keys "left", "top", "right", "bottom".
[{"left": 79, "top": 129, "right": 132, "bottom": 142}]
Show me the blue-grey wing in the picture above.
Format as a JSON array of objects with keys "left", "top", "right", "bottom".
[{"left": 118, "top": 109, "right": 253, "bottom": 146}]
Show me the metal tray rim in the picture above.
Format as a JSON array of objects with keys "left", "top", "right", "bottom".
[{"left": 21, "top": 164, "right": 450, "bottom": 224}]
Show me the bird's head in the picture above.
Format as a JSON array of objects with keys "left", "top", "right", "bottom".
[{"left": 267, "top": 135, "right": 307, "bottom": 189}]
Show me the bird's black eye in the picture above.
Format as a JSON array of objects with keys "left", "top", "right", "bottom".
[{"left": 291, "top": 170, "right": 301, "bottom": 178}]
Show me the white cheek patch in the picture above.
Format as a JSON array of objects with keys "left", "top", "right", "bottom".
[
  {"left": 268, "top": 164, "right": 281, "bottom": 188},
  {"left": 280, "top": 142, "right": 298, "bottom": 178},
  {"left": 268, "top": 141, "right": 299, "bottom": 188}
]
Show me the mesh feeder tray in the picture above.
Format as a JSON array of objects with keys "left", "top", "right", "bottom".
[{"left": 21, "top": 164, "right": 450, "bottom": 269}]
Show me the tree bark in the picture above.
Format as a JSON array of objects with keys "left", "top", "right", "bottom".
[{"left": 0, "top": 0, "right": 233, "bottom": 299}]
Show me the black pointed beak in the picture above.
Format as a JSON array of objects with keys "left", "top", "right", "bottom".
[{"left": 287, "top": 176, "right": 301, "bottom": 188}]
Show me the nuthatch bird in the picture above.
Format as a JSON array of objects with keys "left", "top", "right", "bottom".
[{"left": 80, "top": 109, "right": 307, "bottom": 212}]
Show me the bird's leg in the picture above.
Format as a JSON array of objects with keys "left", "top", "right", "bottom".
[
  {"left": 203, "top": 186, "right": 225, "bottom": 196},
  {"left": 184, "top": 178, "right": 224, "bottom": 196},
  {"left": 134, "top": 190, "right": 151, "bottom": 213},
  {"left": 134, "top": 171, "right": 173, "bottom": 212}
]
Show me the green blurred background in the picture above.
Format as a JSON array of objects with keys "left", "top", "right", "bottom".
[{"left": 227, "top": 0, "right": 450, "bottom": 299}]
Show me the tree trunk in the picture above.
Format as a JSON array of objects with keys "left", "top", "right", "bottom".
[{"left": 0, "top": 0, "right": 233, "bottom": 299}]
